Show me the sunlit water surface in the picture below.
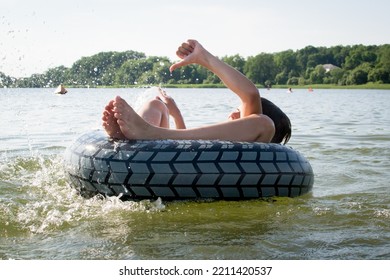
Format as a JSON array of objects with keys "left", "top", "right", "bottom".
[{"left": 0, "top": 88, "right": 389, "bottom": 259}]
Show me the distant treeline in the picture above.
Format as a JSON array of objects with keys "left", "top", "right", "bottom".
[{"left": 1, "top": 44, "right": 389, "bottom": 88}]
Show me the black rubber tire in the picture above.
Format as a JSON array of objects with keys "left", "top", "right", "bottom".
[{"left": 64, "top": 130, "right": 314, "bottom": 200}]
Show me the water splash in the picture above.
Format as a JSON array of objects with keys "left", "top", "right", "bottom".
[
  {"left": 0, "top": 153, "right": 166, "bottom": 235},
  {"left": 132, "top": 86, "right": 161, "bottom": 111}
]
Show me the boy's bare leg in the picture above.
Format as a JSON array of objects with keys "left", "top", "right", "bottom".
[
  {"left": 137, "top": 97, "right": 170, "bottom": 128},
  {"left": 103, "top": 93, "right": 171, "bottom": 139},
  {"left": 113, "top": 96, "right": 274, "bottom": 142}
]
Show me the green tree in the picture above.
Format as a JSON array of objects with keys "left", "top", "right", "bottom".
[
  {"left": 0, "top": 72, "right": 13, "bottom": 87},
  {"left": 115, "top": 57, "right": 158, "bottom": 85},
  {"left": 274, "top": 50, "right": 299, "bottom": 84},
  {"left": 346, "top": 63, "right": 372, "bottom": 85},
  {"left": 42, "top": 66, "right": 69, "bottom": 87},
  {"left": 275, "top": 50, "right": 298, "bottom": 74},
  {"left": 378, "top": 45, "right": 390, "bottom": 71},
  {"left": 344, "top": 45, "right": 378, "bottom": 70},
  {"left": 175, "top": 65, "right": 204, "bottom": 84},
  {"left": 308, "top": 65, "right": 326, "bottom": 84},
  {"left": 287, "top": 77, "right": 299, "bottom": 85},
  {"left": 296, "top": 46, "right": 318, "bottom": 71},
  {"left": 244, "top": 53, "right": 277, "bottom": 85},
  {"left": 17, "top": 74, "right": 45, "bottom": 88},
  {"left": 152, "top": 58, "right": 173, "bottom": 84},
  {"left": 327, "top": 68, "right": 346, "bottom": 84},
  {"left": 274, "top": 71, "right": 288, "bottom": 85},
  {"left": 368, "top": 68, "right": 388, "bottom": 83},
  {"left": 371, "top": 44, "right": 390, "bottom": 83},
  {"left": 6, "top": 43, "right": 390, "bottom": 88},
  {"left": 69, "top": 50, "right": 145, "bottom": 86},
  {"left": 222, "top": 54, "right": 246, "bottom": 73},
  {"left": 329, "top": 45, "right": 351, "bottom": 68}
]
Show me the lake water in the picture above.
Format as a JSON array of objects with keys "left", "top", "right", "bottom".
[{"left": 0, "top": 87, "right": 389, "bottom": 260}]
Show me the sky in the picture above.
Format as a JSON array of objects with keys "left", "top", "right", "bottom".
[{"left": 1, "top": 0, "right": 389, "bottom": 77}]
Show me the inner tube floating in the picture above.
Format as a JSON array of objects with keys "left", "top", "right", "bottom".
[{"left": 64, "top": 130, "right": 314, "bottom": 200}]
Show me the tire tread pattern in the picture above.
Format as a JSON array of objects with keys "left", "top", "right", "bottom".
[{"left": 64, "top": 131, "right": 314, "bottom": 200}]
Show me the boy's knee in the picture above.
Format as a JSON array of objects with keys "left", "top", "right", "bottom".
[
  {"left": 251, "top": 114, "right": 275, "bottom": 142},
  {"left": 148, "top": 99, "right": 169, "bottom": 113}
]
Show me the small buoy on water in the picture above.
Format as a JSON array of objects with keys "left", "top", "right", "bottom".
[{"left": 54, "top": 84, "right": 67, "bottom": 94}]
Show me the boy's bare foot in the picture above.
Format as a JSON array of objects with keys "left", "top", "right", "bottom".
[
  {"left": 112, "top": 96, "right": 154, "bottom": 140},
  {"left": 102, "top": 100, "right": 126, "bottom": 139}
]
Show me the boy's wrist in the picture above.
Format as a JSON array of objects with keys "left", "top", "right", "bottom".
[{"left": 198, "top": 50, "right": 219, "bottom": 69}]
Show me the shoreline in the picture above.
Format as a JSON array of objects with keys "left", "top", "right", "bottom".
[
  {"left": 95, "top": 83, "right": 390, "bottom": 90},
  {"left": 3, "top": 83, "right": 389, "bottom": 90}
]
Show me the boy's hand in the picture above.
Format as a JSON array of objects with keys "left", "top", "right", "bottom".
[
  {"left": 157, "top": 88, "right": 182, "bottom": 119},
  {"left": 169, "top": 39, "right": 208, "bottom": 72}
]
